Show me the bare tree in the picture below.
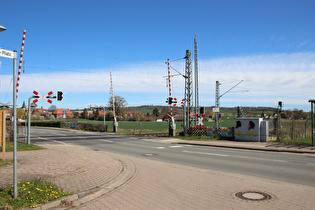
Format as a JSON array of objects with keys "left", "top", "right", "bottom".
[{"left": 108, "top": 96, "right": 128, "bottom": 116}]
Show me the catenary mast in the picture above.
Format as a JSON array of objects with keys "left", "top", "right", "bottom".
[
  {"left": 185, "top": 50, "right": 193, "bottom": 128},
  {"left": 194, "top": 34, "right": 199, "bottom": 122}
]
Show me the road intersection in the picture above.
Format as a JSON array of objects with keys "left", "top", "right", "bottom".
[{"left": 1, "top": 127, "right": 314, "bottom": 209}]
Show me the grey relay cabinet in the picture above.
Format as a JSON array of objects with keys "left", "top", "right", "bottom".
[{"left": 235, "top": 118, "right": 269, "bottom": 142}]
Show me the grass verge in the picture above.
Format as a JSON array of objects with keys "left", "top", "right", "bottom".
[
  {"left": 0, "top": 179, "right": 71, "bottom": 209},
  {"left": 0, "top": 159, "right": 14, "bottom": 167},
  {"left": 0, "top": 142, "right": 43, "bottom": 152},
  {"left": 279, "top": 137, "right": 313, "bottom": 146}
]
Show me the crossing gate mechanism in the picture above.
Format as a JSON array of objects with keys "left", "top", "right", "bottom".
[
  {"left": 173, "top": 98, "right": 185, "bottom": 108},
  {"left": 196, "top": 114, "right": 205, "bottom": 129}
]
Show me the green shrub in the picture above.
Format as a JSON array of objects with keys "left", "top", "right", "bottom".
[
  {"left": 76, "top": 123, "right": 107, "bottom": 132},
  {"left": 20, "top": 121, "right": 62, "bottom": 128}
]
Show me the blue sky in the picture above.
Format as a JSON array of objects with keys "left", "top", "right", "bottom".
[{"left": 1, "top": 0, "right": 315, "bottom": 111}]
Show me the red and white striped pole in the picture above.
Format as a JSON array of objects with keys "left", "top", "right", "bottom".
[
  {"left": 16, "top": 30, "right": 26, "bottom": 99},
  {"left": 167, "top": 58, "right": 172, "bottom": 117}
]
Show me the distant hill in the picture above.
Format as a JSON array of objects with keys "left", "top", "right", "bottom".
[{"left": 127, "top": 105, "right": 277, "bottom": 114}]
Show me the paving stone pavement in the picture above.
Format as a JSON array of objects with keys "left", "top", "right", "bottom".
[
  {"left": 75, "top": 155, "right": 315, "bottom": 210},
  {"left": 0, "top": 145, "right": 124, "bottom": 194}
]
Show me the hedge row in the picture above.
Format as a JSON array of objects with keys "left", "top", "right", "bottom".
[
  {"left": 76, "top": 123, "right": 107, "bottom": 132},
  {"left": 20, "top": 121, "right": 62, "bottom": 127}
]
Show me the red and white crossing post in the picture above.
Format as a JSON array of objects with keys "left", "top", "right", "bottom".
[{"left": 27, "top": 90, "right": 62, "bottom": 145}]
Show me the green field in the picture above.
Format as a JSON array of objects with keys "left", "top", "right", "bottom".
[
  {"left": 66, "top": 117, "right": 236, "bottom": 133},
  {"left": 32, "top": 117, "right": 314, "bottom": 145}
]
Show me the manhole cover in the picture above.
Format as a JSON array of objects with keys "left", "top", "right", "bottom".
[
  {"left": 235, "top": 191, "right": 271, "bottom": 201},
  {"left": 142, "top": 153, "right": 157, "bottom": 157},
  {"left": 93, "top": 149, "right": 100, "bottom": 151}
]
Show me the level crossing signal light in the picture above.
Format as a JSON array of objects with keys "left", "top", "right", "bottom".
[
  {"left": 57, "top": 91, "right": 63, "bottom": 101},
  {"left": 166, "top": 97, "right": 173, "bottom": 105}
]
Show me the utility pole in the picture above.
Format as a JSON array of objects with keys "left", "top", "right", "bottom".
[
  {"left": 110, "top": 71, "right": 118, "bottom": 132},
  {"left": 276, "top": 101, "right": 282, "bottom": 141},
  {"left": 215, "top": 81, "right": 221, "bottom": 130},
  {"left": 167, "top": 59, "right": 173, "bottom": 117},
  {"left": 194, "top": 35, "right": 199, "bottom": 125},
  {"left": 309, "top": 99, "right": 315, "bottom": 147},
  {"left": 185, "top": 50, "right": 193, "bottom": 129},
  {"left": 215, "top": 80, "right": 244, "bottom": 134}
]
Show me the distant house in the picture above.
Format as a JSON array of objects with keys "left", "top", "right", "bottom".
[
  {"left": 33, "top": 108, "right": 50, "bottom": 117},
  {"left": 53, "top": 109, "right": 74, "bottom": 118},
  {"left": 124, "top": 111, "right": 141, "bottom": 118},
  {"left": 162, "top": 114, "right": 171, "bottom": 121}
]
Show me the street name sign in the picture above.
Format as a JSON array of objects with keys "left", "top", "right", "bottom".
[{"left": 0, "top": 49, "right": 14, "bottom": 59}]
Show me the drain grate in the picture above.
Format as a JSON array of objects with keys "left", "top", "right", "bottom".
[
  {"left": 235, "top": 191, "right": 271, "bottom": 201},
  {"left": 142, "top": 153, "right": 157, "bottom": 157}
]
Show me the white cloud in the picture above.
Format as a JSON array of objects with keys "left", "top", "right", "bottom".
[
  {"left": 1, "top": 52, "right": 314, "bottom": 110},
  {"left": 197, "top": 53, "right": 315, "bottom": 109}
]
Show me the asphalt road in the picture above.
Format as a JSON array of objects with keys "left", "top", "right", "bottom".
[{"left": 29, "top": 127, "right": 315, "bottom": 186}]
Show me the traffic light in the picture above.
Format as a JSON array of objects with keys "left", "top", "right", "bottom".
[
  {"left": 200, "top": 107, "right": 205, "bottom": 115},
  {"left": 57, "top": 91, "right": 63, "bottom": 101},
  {"left": 165, "top": 97, "right": 173, "bottom": 105}
]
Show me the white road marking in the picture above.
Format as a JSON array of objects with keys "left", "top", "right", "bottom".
[
  {"left": 36, "top": 137, "right": 68, "bottom": 145},
  {"left": 170, "top": 145, "right": 183, "bottom": 148},
  {"left": 271, "top": 159, "right": 287, "bottom": 163},
  {"left": 53, "top": 140, "right": 68, "bottom": 145},
  {"left": 156, "top": 147, "right": 166, "bottom": 149},
  {"left": 182, "top": 150, "right": 229, "bottom": 157},
  {"left": 182, "top": 150, "right": 291, "bottom": 164},
  {"left": 100, "top": 140, "right": 113, "bottom": 143}
]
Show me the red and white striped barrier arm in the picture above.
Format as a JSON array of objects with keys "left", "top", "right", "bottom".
[{"left": 16, "top": 30, "right": 26, "bottom": 99}]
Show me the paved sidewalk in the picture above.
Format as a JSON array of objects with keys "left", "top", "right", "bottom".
[
  {"left": 0, "top": 144, "right": 135, "bottom": 209},
  {"left": 76, "top": 155, "right": 315, "bottom": 210}
]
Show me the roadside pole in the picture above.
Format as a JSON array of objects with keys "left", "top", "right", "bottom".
[
  {"left": 276, "top": 101, "right": 282, "bottom": 142},
  {"left": 1, "top": 110, "right": 6, "bottom": 161},
  {"left": 0, "top": 47, "right": 18, "bottom": 198},
  {"left": 13, "top": 50, "right": 18, "bottom": 198},
  {"left": 27, "top": 96, "right": 38, "bottom": 144},
  {"left": 309, "top": 99, "right": 315, "bottom": 147}
]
